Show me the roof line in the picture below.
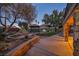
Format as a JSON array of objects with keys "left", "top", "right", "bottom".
[{"left": 63, "top": 4, "right": 77, "bottom": 25}]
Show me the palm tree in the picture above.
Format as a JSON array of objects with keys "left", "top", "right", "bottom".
[
  {"left": 42, "top": 14, "right": 50, "bottom": 24},
  {"left": 50, "top": 10, "right": 59, "bottom": 32},
  {"left": 38, "top": 21, "right": 39, "bottom": 25},
  {"left": 35, "top": 20, "right": 37, "bottom": 24},
  {"left": 58, "top": 9, "right": 65, "bottom": 31},
  {"left": 42, "top": 9, "right": 65, "bottom": 33}
]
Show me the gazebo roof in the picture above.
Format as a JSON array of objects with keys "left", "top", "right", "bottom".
[{"left": 63, "top": 3, "right": 77, "bottom": 25}]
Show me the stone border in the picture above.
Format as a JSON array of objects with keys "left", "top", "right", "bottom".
[{"left": 5, "top": 36, "right": 39, "bottom": 56}]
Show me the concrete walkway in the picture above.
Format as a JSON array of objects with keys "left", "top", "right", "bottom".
[{"left": 25, "top": 35, "right": 73, "bottom": 56}]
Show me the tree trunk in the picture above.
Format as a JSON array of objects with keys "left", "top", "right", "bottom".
[
  {"left": 0, "top": 7, "right": 5, "bottom": 26},
  {"left": 27, "top": 21, "right": 31, "bottom": 32},
  {"left": 4, "top": 11, "right": 7, "bottom": 32},
  {"left": 0, "top": 17, "right": 5, "bottom": 26},
  {"left": 55, "top": 27, "right": 56, "bottom": 32},
  {"left": 28, "top": 24, "right": 30, "bottom": 32},
  {"left": 7, "top": 17, "right": 17, "bottom": 32}
]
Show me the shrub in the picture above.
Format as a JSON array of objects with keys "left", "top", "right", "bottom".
[
  {"left": 38, "top": 31, "right": 56, "bottom": 36},
  {"left": 0, "top": 33, "right": 6, "bottom": 41},
  {"left": 29, "top": 29, "right": 40, "bottom": 33}
]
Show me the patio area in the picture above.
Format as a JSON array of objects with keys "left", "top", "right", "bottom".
[{"left": 25, "top": 34, "right": 73, "bottom": 56}]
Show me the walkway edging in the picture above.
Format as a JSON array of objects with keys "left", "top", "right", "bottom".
[{"left": 5, "top": 36, "right": 39, "bottom": 56}]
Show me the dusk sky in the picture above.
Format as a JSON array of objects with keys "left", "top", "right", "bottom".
[{"left": 32, "top": 3, "right": 67, "bottom": 25}]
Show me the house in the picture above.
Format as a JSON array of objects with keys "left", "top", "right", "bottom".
[
  {"left": 0, "top": 25, "right": 21, "bottom": 32},
  {"left": 40, "top": 24, "right": 53, "bottom": 32},
  {"left": 63, "top": 3, "right": 79, "bottom": 55},
  {"left": 29, "top": 24, "right": 40, "bottom": 33},
  {"left": 9, "top": 26, "right": 21, "bottom": 32}
]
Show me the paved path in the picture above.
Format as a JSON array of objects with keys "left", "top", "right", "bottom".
[{"left": 25, "top": 35, "right": 73, "bottom": 56}]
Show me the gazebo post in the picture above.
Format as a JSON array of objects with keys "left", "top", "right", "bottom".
[{"left": 63, "top": 23, "right": 69, "bottom": 42}]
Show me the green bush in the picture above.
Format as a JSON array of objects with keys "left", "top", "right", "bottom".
[
  {"left": 0, "top": 33, "right": 6, "bottom": 41},
  {"left": 47, "top": 32, "right": 55, "bottom": 36},
  {"left": 39, "top": 31, "right": 56, "bottom": 36},
  {"left": 29, "top": 29, "right": 40, "bottom": 33},
  {"left": 45, "top": 32, "right": 55, "bottom": 36}
]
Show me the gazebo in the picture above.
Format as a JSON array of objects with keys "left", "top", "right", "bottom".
[{"left": 63, "top": 3, "right": 79, "bottom": 55}]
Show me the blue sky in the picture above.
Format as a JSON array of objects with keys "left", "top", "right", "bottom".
[
  {"left": 32, "top": 3, "right": 67, "bottom": 25},
  {"left": 0, "top": 3, "right": 67, "bottom": 27}
]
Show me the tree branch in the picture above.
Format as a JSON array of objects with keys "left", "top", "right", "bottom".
[
  {"left": 0, "top": 16, "right": 10, "bottom": 26},
  {"left": 8, "top": 16, "right": 17, "bottom": 30}
]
